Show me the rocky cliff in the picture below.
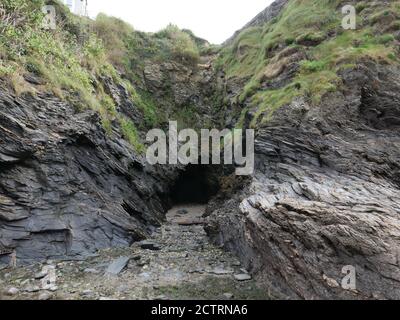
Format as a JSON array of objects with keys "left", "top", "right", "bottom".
[
  {"left": 1, "top": 0, "right": 400, "bottom": 300},
  {"left": 206, "top": 0, "right": 400, "bottom": 299},
  {"left": 206, "top": 61, "right": 400, "bottom": 299},
  {"left": 0, "top": 1, "right": 216, "bottom": 265},
  {"left": 0, "top": 83, "right": 175, "bottom": 264}
]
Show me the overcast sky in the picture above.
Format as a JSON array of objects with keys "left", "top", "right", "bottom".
[{"left": 87, "top": 0, "right": 273, "bottom": 44}]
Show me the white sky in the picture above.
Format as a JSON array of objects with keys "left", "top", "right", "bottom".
[{"left": 87, "top": 0, "right": 274, "bottom": 44}]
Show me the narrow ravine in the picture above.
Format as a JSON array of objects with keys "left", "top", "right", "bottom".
[{"left": 0, "top": 203, "right": 269, "bottom": 300}]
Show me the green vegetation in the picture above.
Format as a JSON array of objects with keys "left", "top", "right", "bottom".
[
  {"left": 370, "top": 8, "right": 398, "bottom": 25},
  {"left": 119, "top": 117, "right": 145, "bottom": 153},
  {"left": 174, "top": 103, "right": 200, "bottom": 130},
  {"left": 0, "top": 0, "right": 138, "bottom": 146},
  {"left": 295, "top": 31, "right": 326, "bottom": 45},
  {"left": 0, "top": 0, "right": 204, "bottom": 152},
  {"left": 91, "top": 16, "right": 204, "bottom": 129},
  {"left": 2, "top": 0, "right": 399, "bottom": 140},
  {"left": 156, "top": 24, "right": 200, "bottom": 64},
  {"left": 92, "top": 13, "right": 137, "bottom": 72},
  {"left": 92, "top": 16, "right": 201, "bottom": 82},
  {"left": 216, "top": 0, "right": 400, "bottom": 127}
]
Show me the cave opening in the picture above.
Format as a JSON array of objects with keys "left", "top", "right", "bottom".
[{"left": 170, "top": 165, "right": 220, "bottom": 205}]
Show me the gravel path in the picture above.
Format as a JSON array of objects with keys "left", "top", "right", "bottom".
[{"left": 0, "top": 204, "right": 270, "bottom": 300}]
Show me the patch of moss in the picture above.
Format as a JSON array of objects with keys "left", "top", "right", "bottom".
[
  {"left": 376, "top": 34, "right": 395, "bottom": 44},
  {"left": 295, "top": 31, "right": 326, "bottom": 45},
  {"left": 370, "top": 9, "right": 398, "bottom": 25},
  {"left": 119, "top": 117, "right": 145, "bottom": 153}
]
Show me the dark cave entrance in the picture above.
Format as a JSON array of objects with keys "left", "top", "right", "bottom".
[{"left": 170, "top": 165, "right": 220, "bottom": 205}]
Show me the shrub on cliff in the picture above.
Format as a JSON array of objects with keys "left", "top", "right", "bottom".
[
  {"left": 92, "top": 13, "right": 137, "bottom": 71},
  {"left": 157, "top": 24, "right": 200, "bottom": 65},
  {"left": 0, "top": 0, "right": 44, "bottom": 33},
  {"left": 0, "top": 0, "right": 147, "bottom": 152}
]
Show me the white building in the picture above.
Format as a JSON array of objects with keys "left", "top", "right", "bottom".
[{"left": 63, "top": 0, "right": 88, "bottom": 16}]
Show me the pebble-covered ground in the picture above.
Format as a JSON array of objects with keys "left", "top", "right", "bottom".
[{"left": 0, "top": 205, "right": 270, "bottom": 300}]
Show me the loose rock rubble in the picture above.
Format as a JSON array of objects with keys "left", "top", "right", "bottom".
[{"left": 0, "top": 204, "right": 268, "bottom": 300}]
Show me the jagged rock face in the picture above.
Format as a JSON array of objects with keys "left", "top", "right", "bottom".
[
  {"left": 0, "top": 43, "right": 216, "bottom": 265},
  {"left": 206, "top": 62, "right": 400, "bottom": 299},
  {"left": 1, "top": 0, "right": 399, "bottom": 302},
  {"left": 0, "top": 87, "right": 176, "bottom": 265},
  {"left": 142, "top": 59, "right": 219, "bottom": 128},
  {"left": 144, "top": 61, "right": 201, "bottom": 107}
]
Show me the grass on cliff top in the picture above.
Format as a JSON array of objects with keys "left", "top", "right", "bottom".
[
  {"left": 93, "top": 15, "right": 200, "bottom": 80},
  {"left": 250, "top": 30, "right": 396, "bottom": 126},
  {"left": 217, "top": 0, "right": 343, "bottom": 79},
  {"left": 0, "top": 0, "right": 201, "bottom": 152},
  {"left": 0, "top": 0, "right": 151, "bottom": 152},
  {"left": 156, "top": 24, "right": 201, "bottom": 64},
  {"left": 216, "top": 0, "right": 400, "bottom": 127}
]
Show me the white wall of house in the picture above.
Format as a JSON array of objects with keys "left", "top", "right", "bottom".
[
  {"left": 63, "top": 0, "right": 87, "bottom": 16},
  {"left": 74, "top": 0, "right": 87, "bottom": 16},
  {"left": 64, "top": 0, "right": 73, "bottom": 10}
]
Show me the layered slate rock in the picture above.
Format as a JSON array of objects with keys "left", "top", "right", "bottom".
[
  {"left": 0, "top": 87, "right": 175, "bottom": 265},
  {"left": 206, "top": 62, "right": 400, "bottom": 299},
  {"left": 0, "top": 30, "right": 218, "bottom": 266}
]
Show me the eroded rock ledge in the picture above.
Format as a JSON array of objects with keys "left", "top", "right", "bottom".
[
  {"left": 206, "top": 62, "right": 400, "bottom": 300},
  {"left": 0, "top": 87, "right": 177, "bottom": 265}
]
